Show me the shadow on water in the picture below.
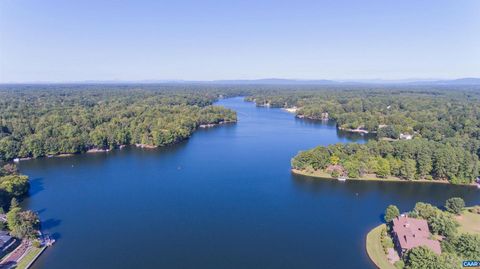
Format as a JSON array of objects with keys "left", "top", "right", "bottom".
[
  {"left": 291, "top": 173, "right": 480, "bottom": 208},
  {"left": 20, "top": 136, "right": 192, "bottom": 170},
  {"left": 51, "top": 232, "right": 62, "bottom": 241},
  {"left": 28, "top": 177, "right": 45, "bottom": 197},
  {"left": 294, "top": 117, "right": 337, "bottom": 128},
  {"left": 36, "top": 208, "right": 47, "bottom": 214},
  {"left": 42, "top": 218, "right": 62, "bottom": 230},
  {"left": 293, "top": 117, "right": 376, "bottom": 141}
]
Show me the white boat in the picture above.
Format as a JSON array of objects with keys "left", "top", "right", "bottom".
[{"left": 338, "top": 177, "right": 347, "bottom": 182}]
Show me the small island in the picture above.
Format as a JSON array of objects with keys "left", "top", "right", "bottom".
[{"left": 366, "top": 198, "right": 480, "bottom": 269}]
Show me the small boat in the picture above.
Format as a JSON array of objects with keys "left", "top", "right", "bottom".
[{"left": 338, "top": 176, "right": 347, "bottom": 182}]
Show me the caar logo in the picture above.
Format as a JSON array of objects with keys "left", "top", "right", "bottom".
[{"left": 463, "top": 260, "right": 479, "bottom": 267}]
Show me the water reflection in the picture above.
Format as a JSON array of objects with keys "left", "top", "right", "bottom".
[{"left": 292, "top": 173, "right": 480, "bottom": 208}]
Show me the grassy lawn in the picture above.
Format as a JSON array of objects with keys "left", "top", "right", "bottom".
[
  {"left": 366, "top": 224, "right": 396, "bottom": 269},
  {"left": 292, "top": 168, "right": 480, "bottom": 186},
  {"left": 15, "top": 246, "right": 44, "bottom": 269},
  {"left": 456, "top": 207, "right": 480, "bottom": 235},
  {"left": 294, "top": 169, "right": 431, "bottom": 183}
]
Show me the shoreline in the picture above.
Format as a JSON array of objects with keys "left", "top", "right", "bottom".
[
  {"left": 291, "top": 169, "right": 477, "bottom": 187},
  {"left": 10, "top": 120, "right": 237, "bottom": 163},
  {"left": 18, "top": 245, "right": 47, "bottom": 269},
  {"left": 199, "top": 120, "right": 236, "bottom": 128},
  {"left": 365, "top": 224, "right": 396, "bottom": 269}
]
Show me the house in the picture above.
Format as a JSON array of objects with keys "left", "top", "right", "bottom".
[
  {"left": 392, "top": 215, "right": 441, "bottom": 256},
  {"left": 0, "top": 230, "right": 14, "bottom": 254},
  {"left": 399, "top": 133, "right": 413, "bottom": 140}
]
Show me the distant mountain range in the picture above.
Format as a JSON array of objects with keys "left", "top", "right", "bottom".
[
  {"left": 423, "top": 78, "right": 480, "bottom": 85},
  {"left": 180, "top": 78, "right": 480, "bottom": 85},
  {"left": 2, "top": 78, "right": 480, "bottom": 85}
]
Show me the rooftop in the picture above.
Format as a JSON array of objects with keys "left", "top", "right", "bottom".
[
  {"left": 392, "top": 215, "right": 441, "bottom": 254},
  {"left": 0, "top": 230, "right": 12, "bottom": 248}
]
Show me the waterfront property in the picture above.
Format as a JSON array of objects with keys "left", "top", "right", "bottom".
[
  {"left": 391, "top": 215, "right": 441, "bottom": 256},
  {"left": 0, "top": 231, "right": 14, "bottom": 256},
  {"left": 365, "top": 225, "right": 396, "bottom": 269}
]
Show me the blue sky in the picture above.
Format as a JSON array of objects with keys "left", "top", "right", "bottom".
[{"left": 1, "top": 0, "right": 479, "bottom": 82}]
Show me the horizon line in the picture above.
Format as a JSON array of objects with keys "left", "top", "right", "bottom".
[{"left": 1, "top": 77, "right": 480, "bottom": 85}]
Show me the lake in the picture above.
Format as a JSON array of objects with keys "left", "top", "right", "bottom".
[{"left": 20, "top": 97, "right": 480, "bottom": 269}]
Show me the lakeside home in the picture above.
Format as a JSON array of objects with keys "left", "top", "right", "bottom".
[
  {"left": 283, "top": 107, "right": 298, "bottom": 113},
  {"left": 391, "top": 215, "right": 441, "bottom": 256},
  {"left": 0, "top": 231, "right": 14, "bottom": 256}
]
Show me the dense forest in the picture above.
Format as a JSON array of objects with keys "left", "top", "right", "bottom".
[
  {"left": 291, "top": 139, "right": 478, "bottom": 184},
  {"left": 246, "top": 86, "right": 480, "bottom": 184},
  {"left": 246, "top": 86, "right": 480, "bottom": 141},
  {"left": 0, "top": 84, "right": 237, "bottom": 161},
  {"left": 2, "top": 84, "right": 480, "bottom": 184}
]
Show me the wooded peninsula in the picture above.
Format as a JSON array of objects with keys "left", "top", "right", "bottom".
[
  {"left": 246, "top": 86, "right": 480, "bottom": 184},
  {"left": 0, "top": 85, "right": 237, "bottom": 162}
]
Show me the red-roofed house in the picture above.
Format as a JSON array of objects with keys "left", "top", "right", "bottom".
[{"left": 392, "top": 215, "right": 441, "bottom": 256}]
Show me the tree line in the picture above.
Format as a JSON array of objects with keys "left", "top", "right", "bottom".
[
  {"left": 291, "top": 139, "right": 479, "bottom": 184},
  {"left": 0, "top": 85, "right": 237, "bottom": 161},
  {"left": 246, "top": 86, "right": 480, "bottom": 141},
  {"left": 245, "top": 86, "right": 480, "bottom": 184}
]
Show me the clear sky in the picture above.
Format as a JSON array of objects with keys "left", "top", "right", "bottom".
[{"left": 1, "top": 0, "right": 479, "bottom": 82}]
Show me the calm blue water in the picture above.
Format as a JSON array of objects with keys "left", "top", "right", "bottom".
[{"left": 20, "top": 97, "right": 480, "bottom": 269}]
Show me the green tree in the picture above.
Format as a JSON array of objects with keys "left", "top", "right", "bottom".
[
  {"left": 400, "top": 158, "right": 417, "bottom": 180},
  {"left": 344, "top": 160, "right": 360, "bottom": 178},
  {"left": 9, "top": 197, "right": 19, "bottom": 210},
  {"left": 0, "top": 164, "right": 19, "bottom": 176},
  {"left": 0, "top": 175, "right": 29, "bottom": 197},
  {"left": 385, "top": 205, "right": 400, "bottom": 222},
  {"left": 403, "top": 246, "right": 439, "bottom": 269},
  {"left": 6, "top": 206, "right": 21, "bottom": 231},
  {"left": 437, "top": 254, "right": 461, "bottom": 269},
  {"left": 7, "top": 208, "right": 40, "bottom": 239},
  {"left": 416, "top": 147, "right": 433, "bottom": 178},
  {"left": 330, "top": 155, "right": 340, "bottom": 165},
  {"left": 409, "top": 202, "right": 438, "bottom": 219},
  {"left": 453, "top": 234, "right": 480, "bottom": 260},
  {"left": 445, "top": 197, "right": 465, "bottom": 215},
  {"left": 428, "top": 211, "right": 459, "bottom": 237},
  {"left": 376, "top": 157, "right": 391, "bottom": 178},
  {"left": 387, "top": 155, "right": 402, "bottom": 176}
]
